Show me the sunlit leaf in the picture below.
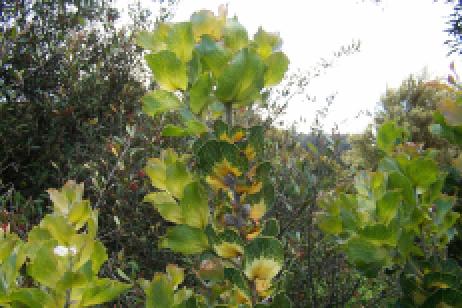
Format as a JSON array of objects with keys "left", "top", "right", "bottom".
[
  {"left": 159, "top": 225, "right": 209, "bottom": 255},
  {"left": 167, "top": 22, "right": 194, "bottom": 62},
  {"left": 264, "top": 52, "right": 289, "bottom": 87},
  {"left": 215, "top": 48, "right": 265, "bottom": 105},
  {"left": 142, "top": 90, "right": 181, "bottom": 117},
  {"left": 145, "top": 51, "right": 187, "bottom": 91}
]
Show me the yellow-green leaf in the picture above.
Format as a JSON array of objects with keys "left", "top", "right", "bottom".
[
  {"left": 142, "top": 90, "right": 181, "bottom": 117},
  {"left": 145, "top": 51, "right": 187, "bottom": 91},
  {"left": 264, "top": 51, "right": 289, "bottom": 87},
  {"left": 167, "top": 22, "right": 194, "bottom": 62}
]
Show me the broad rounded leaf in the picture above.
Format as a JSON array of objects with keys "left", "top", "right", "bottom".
[
  {"left": 191, "top": 10, "right": 224, "bottom": 41},
  {"left": 142, "top": 90, "right": 181, "bottom": 117},
  {"left": 165, "top": 161, "right": 193, "bottom": 199},
  {"left": 144, "top": 192, "right": 183, "bottom": 224},
  {"left": 377, "top": 121, "right": 405, "bottom": 153},
  {"left": 243, "top": 237, "right": 283, "bottom": 281},
  {"left": 197, "top": 140, "right": 248, "bottom": 174},
  {"left": 264, "top": 52, "right": 289, "bottom": 86},
  {"left": 159, "top": 225, "right": 209, "bottom": 255},
  {"left": 215, "top": 48, "right": 265, "bottom": 105},
  {"left": 180, "top": 182, "right": 209, "bottom": 229},
  {"left": 223, "top": 19, "right": 248, "bottom": 52},
  {"left": 162, "top": 125, "right": 189, "bottom": 137},
  {"left": 406, "top": 158, "right": 439, "bottom": 189},
  {"left": 8, "top": 288, "right": 53, "bottom": 308},
  {"left": 135, "top": 24, "right": 170, "bottom": 52},
  {"left": 196, "top": 36, "right": 228, "bottom": 77},
  {"left": 253, "top": 27, "right": 282, "bottom": 59},
  {"left": 190, "top": 73, "right": 213, "bottom": 114},
  {"left": 145, "top": 51, "right": 187, "bottom": 91},
  {"left": 376, "top": 191, "right": 401, "bottom": 225},
  {"left": 167, "top": 22, "right": 194, "bottom": 62},
  {"left": 166, "top": 264, "right": 185, "bottom": 290},
  {"left": 144, "top": 274, "right": 174, "bottom": 308},
  {"left": 213, "top": 230, "right": 245, "bottom": 259},
  {"left": 80, "top": 278, "right": 131, "bottom": 306}
]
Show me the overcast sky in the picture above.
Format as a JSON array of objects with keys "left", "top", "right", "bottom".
[{"left": 116, "top": 0, "right": 461, "bottom": 133}]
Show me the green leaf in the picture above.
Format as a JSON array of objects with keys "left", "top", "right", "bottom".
[
  {"left": 91, "top": 241, "right": 108, "bottom": 275},
  {"left": 142, "top": 90, "right": 182, "bottom": 117},
  {"left": 224, "top": 267, "right": 251, "bottom": 298},
  {"left": 166, "top": 161, "right": 193, "bottom": 199},
  {"left": 27, "top": 241, "right": 63, "bottom": 288},
  {"left": 180, "top": 182, "right": 209, "bottom": 229},
  {"left": 190, "top": 73, "right": 213, "bottom": 114},
  {"left": 144, "top": 274, "right": 174, "bottom": 308},
  {"left": 406, "top": 158, "right": 439, "bottom": 189},
  {"left": 261, "top": 218, "right": 280, "bottom": 237},
  {"left": 253, "top": 27, "right": 282, "bottom": 59},
  {"left": 8, "top": 288, "right": 53, "bottom": 308},
  {"left": 162, "top": 125, "right": 189, "bottom": 137},
  {"left": 166, "top": 264, "right": 185, "bottom": 290},
  {"left": 145, "top": 158, "right": 167, "bottom": 191},
  {"left": 191, "top": 10, "right": 224, "bottom": 41},
  {"left": 68, "top": 200, "right": 91, "bottom": 231},
  {"left": 167, "top": 22, "right": 194, "bottom": 62},
  {"left": 213, "top": 230, "right": 245, "bottom": 259},
  {"left": 344, "top": 237, "right": 388, "bottom": 276},
  {"left": 159, "top": 225, "right": 209, "bottom": 255},
  {"left": 0, "top": 235, "right": 20, "bottom": 263},
  {"left": 359, "top": 224, "right": 397, "bottom": 246},
  {"left": 376, "top": 191, "right": 401, "bottom": 225},
  {"left": 196, "top": 36, "right": 229, "bottom": 77},
  {"left": 136, "top": 24, "right": 170, "bottom": 52},
  {"left": 215, "top": 48, "right": 265, "bottom": 105},
  {"left": 80, "top": 278, "right": 131, "bottom": 306},
  {"left": 188, "top": 50, "right": 202, "bottom": 85},
  {"left": 377, "top": 121, "right": 405, "bottom": 153},
  {"left": 264, "top": 52, "right": 289, "bottom": 86},
  {"left": 40, "top": 215, "right": 74, "bottom": 245},
  {"left": 248, "top": 126, "right": 265, "bottom": 159},
  {"left": 423, "top": 272, "right": 459, "bottom": 289},
  {"left": 185, "top": 119, "right": 208, "bottom": 136},
  {"left": 223, "top": 19, "right": 248, "bottom": 52},
  {"left": 144, "top": 192, "right": 183, "bottom": 225},
  {"left": 244, "top": 237, "right": 284, "bottom": 281},
  {"left": 318, "top": 214, "right": 342, "bottom": 235},
  {"left": 56, "top": 271, "right": 88, "bottom": 292},
  {"left": 197, "top": 140, "right": 248, "bottom": 174},
  {"left": 145, "top": 51, "right": 187, "bottom": 91},
  {"left": 421, "top": 288, "right": 462, "bottom": 307}
]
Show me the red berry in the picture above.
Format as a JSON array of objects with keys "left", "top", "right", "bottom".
[
  {"left": 137, "top": 170, "right": 146, "bottom": 178},
  {"left": 129, "top": 182, "right": 138, "bottom": 192}
]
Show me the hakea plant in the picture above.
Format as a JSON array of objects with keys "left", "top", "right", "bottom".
[
  {"left": 136, "top": 6, "right": 291, "bottom": 307},
  {"left": 0, "top": 181, "right": 130, "bottom": 307},
  {"left": 319, "top": 121, "right": 462, "bottom": 306}
]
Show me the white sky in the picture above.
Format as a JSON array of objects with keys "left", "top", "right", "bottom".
[{"left": 116, "top": 0, "right": 461, "bottom": 133}]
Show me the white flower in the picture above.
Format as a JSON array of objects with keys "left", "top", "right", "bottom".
[
  {"left": 54, "top": 245, "right": 78, "bottom": 257},
  {"left": 69, "top": 246, "right": 77, "bottom": 255},
  {"left": 54, "top": 245, "right": 69, "bottom": 257}
]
